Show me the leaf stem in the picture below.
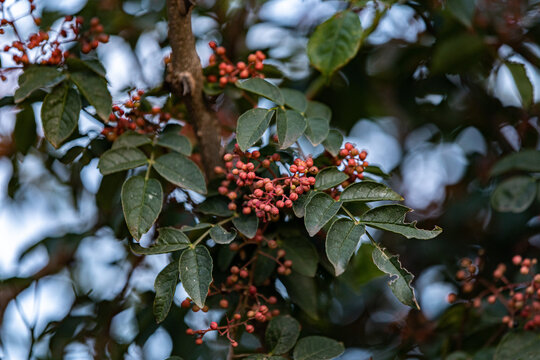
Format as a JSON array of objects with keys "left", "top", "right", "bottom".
[
  {"left": 145, "top": 150, "right": 155, "bottom": 181},
  {"left": 191, "top": 215, "right": 236, "bottom": 248},
  {"left": 342, "top": 206, "right": 359, "bottom": 225},
  {"left": 365, "top": 230, "right": 378, "bottom": 247}
]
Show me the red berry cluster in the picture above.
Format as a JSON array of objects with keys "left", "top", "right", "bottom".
[
  {"left": 206, "top": 42, "right": 266, "bottom": 87},
  {"left": 448, "top": 255, "right": 540, "bottom": 331},
  {"left": 80, "top": 17, "right": 109, "bottom": 54},
  {"left": 101, "top": 89, "right": 172, "bottom": 141},
  {"left": 227, "top": 233, "right": 294, "bottom": 275},
  {"left": 335, "top": 142, "right": 368, "bottom": 186},
  {"left": 0, "top": 1, "right": 109, "bottom": 81},
  {"left": 183, "top": 300, "right": 279, "bottom": 346},
  {"left": 181, "top": 234, "right": 290, "bottom": 346},
  {"left": 0, "top": 16, "right": 77, "bottom": 72},
  {"left": 214, "top": 145, "right": 318, "bottom": 220}
]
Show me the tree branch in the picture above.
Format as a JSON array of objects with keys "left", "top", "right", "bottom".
[{"left": 166, "top": 0, "right": 222, "bottom": 179}]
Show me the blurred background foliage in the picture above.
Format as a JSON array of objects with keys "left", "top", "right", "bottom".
[{"left": 1, "top": 0, "right": 540, "bottom": 359}]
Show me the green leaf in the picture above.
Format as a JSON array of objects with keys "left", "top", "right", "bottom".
[
  {"left": 315, "top": 167, "right": 348, "bottom": 190},
  {"left": 198, "top": 196, "right": 233, "bottom": 217},
  {"left": 447, "top": 0, "right": 477, "bottom": 28},
  {"left": 182, "top": 223, "right": 213, "bottom": 232},
  {"left": 293, "top": 336, "right": 344, "bottom": 360},
  {"left": 372, "top": 246, "right": 419, "bottom": 309},
  {"left": 66, "top": 57, "right": 106, "bottom": 77},
  {"left": 14, "top": 105, "right": 37, "bottom": 155},
  {"left": 360, "top": 205, "right": 442, "bottom": 239},
  {"left": 153, "top": 152, "right": 207, "bottom": 194},
  {"left": 342, "top": 202, "right": 371, "bottom": 218},
  {"left": 304, "top": 193, "right": 342, "bottom": 236},
  {"left": 157, "top": 128, "right": 192, "bottom": 156},
  {"left": 0, "top": 96, "right": 14, "bottom": 107},
  {"left": 507, "top": 62, "right": 534, "bottom": 108},
  {"left": 236, "top": 78, "right": 284, "bottom": 105},
  {"left": 281, "top": 88, "right": 307, "bottom": 112},
  {"left": 276, "top": 109, "right": 306, "bottom": 149},
  {"left": 340, "top": 181, "right": 403, "bottom": 202},
  {"left": 490, "top": 150, "right": 540, "bottom": 177},
  {"left": 494, "top": 331, "right": 540, "bottom": 360},
  {"left": 431, "top": 34, "right": 484, "bottom": 74},
  {"left": 307, "top": 10, "right": 363, "bottom": 76},
  {"left": 14, "top": 66, "right": 66, "bottom": 103},
  {"left": 339, "top": 244, "right": 384, "bottom": 288},
  {"left": 292, "top": 192, "right": 316, "bottom": 218},
  {"left": 326, "top": 219, "right": 365, "bottom": 276},
  {"left": 236, "top": 108, "right": 274, "bottom": 151},
  {"left": 179, "top": 245, "right": 213, "bottom": 308},
  {"left": 280, "top": 272, "right": 318, "bottom": 319},
  {"left": 112, "top": 131, "right": 151, "bottom": 149},
  {"left": 305, "top": 101, "right": 331, "bottom": 121},
  {"left": 280, "top": 237, "right": 319, "bottom": 277},
  {"left": 97, "top": 147, "right": 148, "bottom": 175},
  {"left": 305, "top": 117, "right": 329, "bottom": 146},
  {"left": 131, "top": 227, "right": 190, "bottom": 254},
  {"left": 121, "top": 176, "right": 163, "bottom": 241},
  {"left": 165, "top": 357, "right": 184, "bottom": 360},
  {"left": 266, "top": 315, "right": 301, "bottom": 355},
  {"left": 153, "top": 262, "right": 179, "bottom": 323},
  {"left": 210, "top": 225, "right": 237, "bottom": 244},
  {"left": 246, "top": 356, "right": 286, "bottom": 360},
  {"left": 254, "top": 251, "right": 277, "bottom": 285},
  {"left": 232, "top": 215, "right": 259, "bottom": 238},
  {"left": 491, "top": 176, "right": 536, "bottom": 213},
  {"left": 41, "top": 83, "right": 81, "bottom": 148},
  {"left": 364, "top": 165, "right": 390, "bottom": 179},
  {"left": 70, "top": 71, "right": 112, "bottom": 120},
  {"left": 218, "top": 245, "right": 236, "bottom": 272},
  {"left": 322, "top": 130, "right": 343, "bottom": 157}
]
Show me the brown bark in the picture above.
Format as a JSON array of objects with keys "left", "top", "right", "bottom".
[{"left": 166, "top": 0, "right": 222, "bottom": 180}]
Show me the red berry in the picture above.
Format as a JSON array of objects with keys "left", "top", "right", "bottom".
[
  {"left": 210, "top": 322, "right": 218, "bottom": 330},
  {"left": 220, "top": 299, "right": 229, "bottom": 308},
  {"left": 359, "top": 151, "right": 368, "bottom": 160},
  {"left": 195, "top": 338, "right": 203, "bottom": 345},
  {"left": 239, "top": 69, "right": 249, "bottom": 78},
  {"left": 255, "top": 50, "right": 266, "bottom": 60}
]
